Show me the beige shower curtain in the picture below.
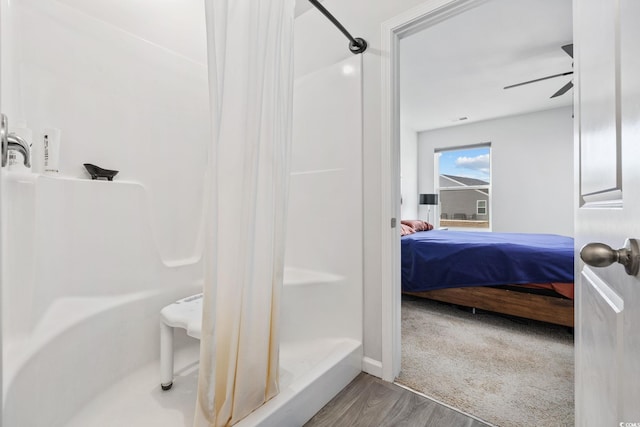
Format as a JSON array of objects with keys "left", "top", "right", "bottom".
[{"left": 194, "top": 0, "right": 295, "bottom": 426}]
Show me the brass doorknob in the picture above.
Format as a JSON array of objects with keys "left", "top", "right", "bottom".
[{"left": 580, "top": 238, "right": 640, "bottom": 276}]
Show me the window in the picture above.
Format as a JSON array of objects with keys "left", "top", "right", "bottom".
[
  {"left": 435, "top": 144, "right": 491, "bottom": 229},
  {"left": 477, "top": 200, "right": 487, "bottom": 215}
]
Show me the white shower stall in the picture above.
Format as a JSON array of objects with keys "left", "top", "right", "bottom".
[{"left": 1, "top": 0, "right": 363, "bottom": 425}]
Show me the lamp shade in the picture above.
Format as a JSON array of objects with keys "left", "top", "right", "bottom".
[{"left": 419, "top": 193, "right": 438, "bottom": 205}]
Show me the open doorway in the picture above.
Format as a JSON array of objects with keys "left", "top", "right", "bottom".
[{"left": 389, "top": 0, "right": 575, "bottom": 425}]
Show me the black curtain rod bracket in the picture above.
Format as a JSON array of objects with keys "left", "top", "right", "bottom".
[{"left": 308, "top": 0, "right": 367, "bottom": 54}]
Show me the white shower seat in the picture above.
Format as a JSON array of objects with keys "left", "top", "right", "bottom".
[
  {"left": 159, "top": 293, "right": 203, "bottom": 390},
  {"left": 159, "top": 268, "right": 344, "bottom": 390}
]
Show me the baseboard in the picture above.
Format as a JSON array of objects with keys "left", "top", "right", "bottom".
[{"left": 362, "top": 356, "right": 383, "bottom": 378}]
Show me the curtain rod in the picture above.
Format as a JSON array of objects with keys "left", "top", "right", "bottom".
[{"left": 308, "top": 0, "right": 367, "bottom": 54}]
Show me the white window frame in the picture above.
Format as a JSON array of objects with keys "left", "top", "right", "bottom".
[{"left": 435, "top": 143, "right": 491, "bottom": 229}]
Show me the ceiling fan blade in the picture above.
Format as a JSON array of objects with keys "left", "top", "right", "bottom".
[
  {"left": 504, "top": 71, "right": 574, "bottom": 90},
  {"left": 550, "top": 80, "right": 574, "bottom": 98},
  {"left": 561, "top": 44, "right": 573, "bottom": 58}
]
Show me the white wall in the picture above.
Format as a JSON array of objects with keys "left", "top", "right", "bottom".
[
  {"left": 400, "top": 125, "right": 418, "bottom": 220},
  {"left": 295, "top": 0, "right": 429, "bottom": 369},
  {"left": 418, "top": 107, "right": 574, "bottom": 236}
]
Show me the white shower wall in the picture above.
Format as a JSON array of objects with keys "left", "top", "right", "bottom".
[
  {"left": 294, "top": 0, "right": 431, "bottom": 369},
  {"left": 286, "top": 55, "right": 363, "bottom": 344},
  {"left": 2, "top": 0, "right": 364, "bottom": 342},
  {"left": 2, "top": 4, "right": 211, "bottom": 422},
  {"left": 2, "top": 1, "right": 365, "bottom": 425},
  {"left": 2, "top": 0, "right": 210, "bottom": 264}
]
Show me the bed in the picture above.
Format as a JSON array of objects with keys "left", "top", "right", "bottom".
[{"left": 401, "top": 229, "right": 575, "bottom": 327}]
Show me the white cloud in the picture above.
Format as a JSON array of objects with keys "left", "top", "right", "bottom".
[{"left": 455, "top": 154, "right": 490, "bottom": 175}]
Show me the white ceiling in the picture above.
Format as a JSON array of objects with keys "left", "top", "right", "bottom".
[{"left": 400, "top": 0, "right": 573, "bottom": 132}]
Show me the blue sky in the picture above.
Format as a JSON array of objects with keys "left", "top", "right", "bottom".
[{"left": 438, "top": 146, "right": 490, "bottom": 181}]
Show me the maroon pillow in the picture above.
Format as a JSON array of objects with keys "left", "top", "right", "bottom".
[
  {"left": 400, "top": 223, "right": 416, "bottom": 236},
  {"left": 401, "top": 219, "right": 433, "bottom": 232}
]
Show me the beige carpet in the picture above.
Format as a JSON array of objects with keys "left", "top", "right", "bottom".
[{"left": 397, "top": 295, "right": 574, "bottom": 427}]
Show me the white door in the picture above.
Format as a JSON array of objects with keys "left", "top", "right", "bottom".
[{"left": 574, "top": 0, "right": 640, "bottom": 425}]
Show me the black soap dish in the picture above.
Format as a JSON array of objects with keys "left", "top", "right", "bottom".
[{"left": 84, "top": 163, "right": 119, "bottom": 181}]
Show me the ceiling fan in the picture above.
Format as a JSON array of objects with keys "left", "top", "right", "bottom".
[{"left": 504, "top": 44, "right": 573, "bottom": 98}]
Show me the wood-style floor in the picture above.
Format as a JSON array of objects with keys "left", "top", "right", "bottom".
[{"left": 304, "top": 373, "right": 491, "bottom": 427}]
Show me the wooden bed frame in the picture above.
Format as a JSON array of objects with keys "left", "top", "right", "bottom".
[{"left": 404, "top": 286, "right": 574, "bottom": 327}]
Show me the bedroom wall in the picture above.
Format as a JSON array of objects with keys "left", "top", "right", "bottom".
[
  {"left": 417, "top": 106, "right": 574, "bottom": 237},
  {"left": 401, "top": 125, "right": 419, "bottom": 220},
  {"left": 294, "top": 0, "right": 429, "bottom": 372}
]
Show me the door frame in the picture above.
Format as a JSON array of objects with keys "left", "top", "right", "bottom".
[
  {"left": 379, "top": 0, "right": 491, "bottom": 381},
  {"left": 0, "top": 0, "right": 5, "bottom": 422}
]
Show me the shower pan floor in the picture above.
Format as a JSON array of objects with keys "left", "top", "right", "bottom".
[{"left": 65, "top": 336, "right": 361, "bottom": 427}]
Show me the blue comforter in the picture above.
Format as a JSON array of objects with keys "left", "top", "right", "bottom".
[{"left": 401, "top": 230, "right": 574, "bottom": 292}]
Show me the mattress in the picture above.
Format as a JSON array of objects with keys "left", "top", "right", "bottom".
[{"left": 401, "top": 230, "right": 574, "bottom": 293}]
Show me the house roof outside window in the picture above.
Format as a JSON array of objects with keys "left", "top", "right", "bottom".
[{"left": 440, "top": 174, "right": 489, "bottom": 187}]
